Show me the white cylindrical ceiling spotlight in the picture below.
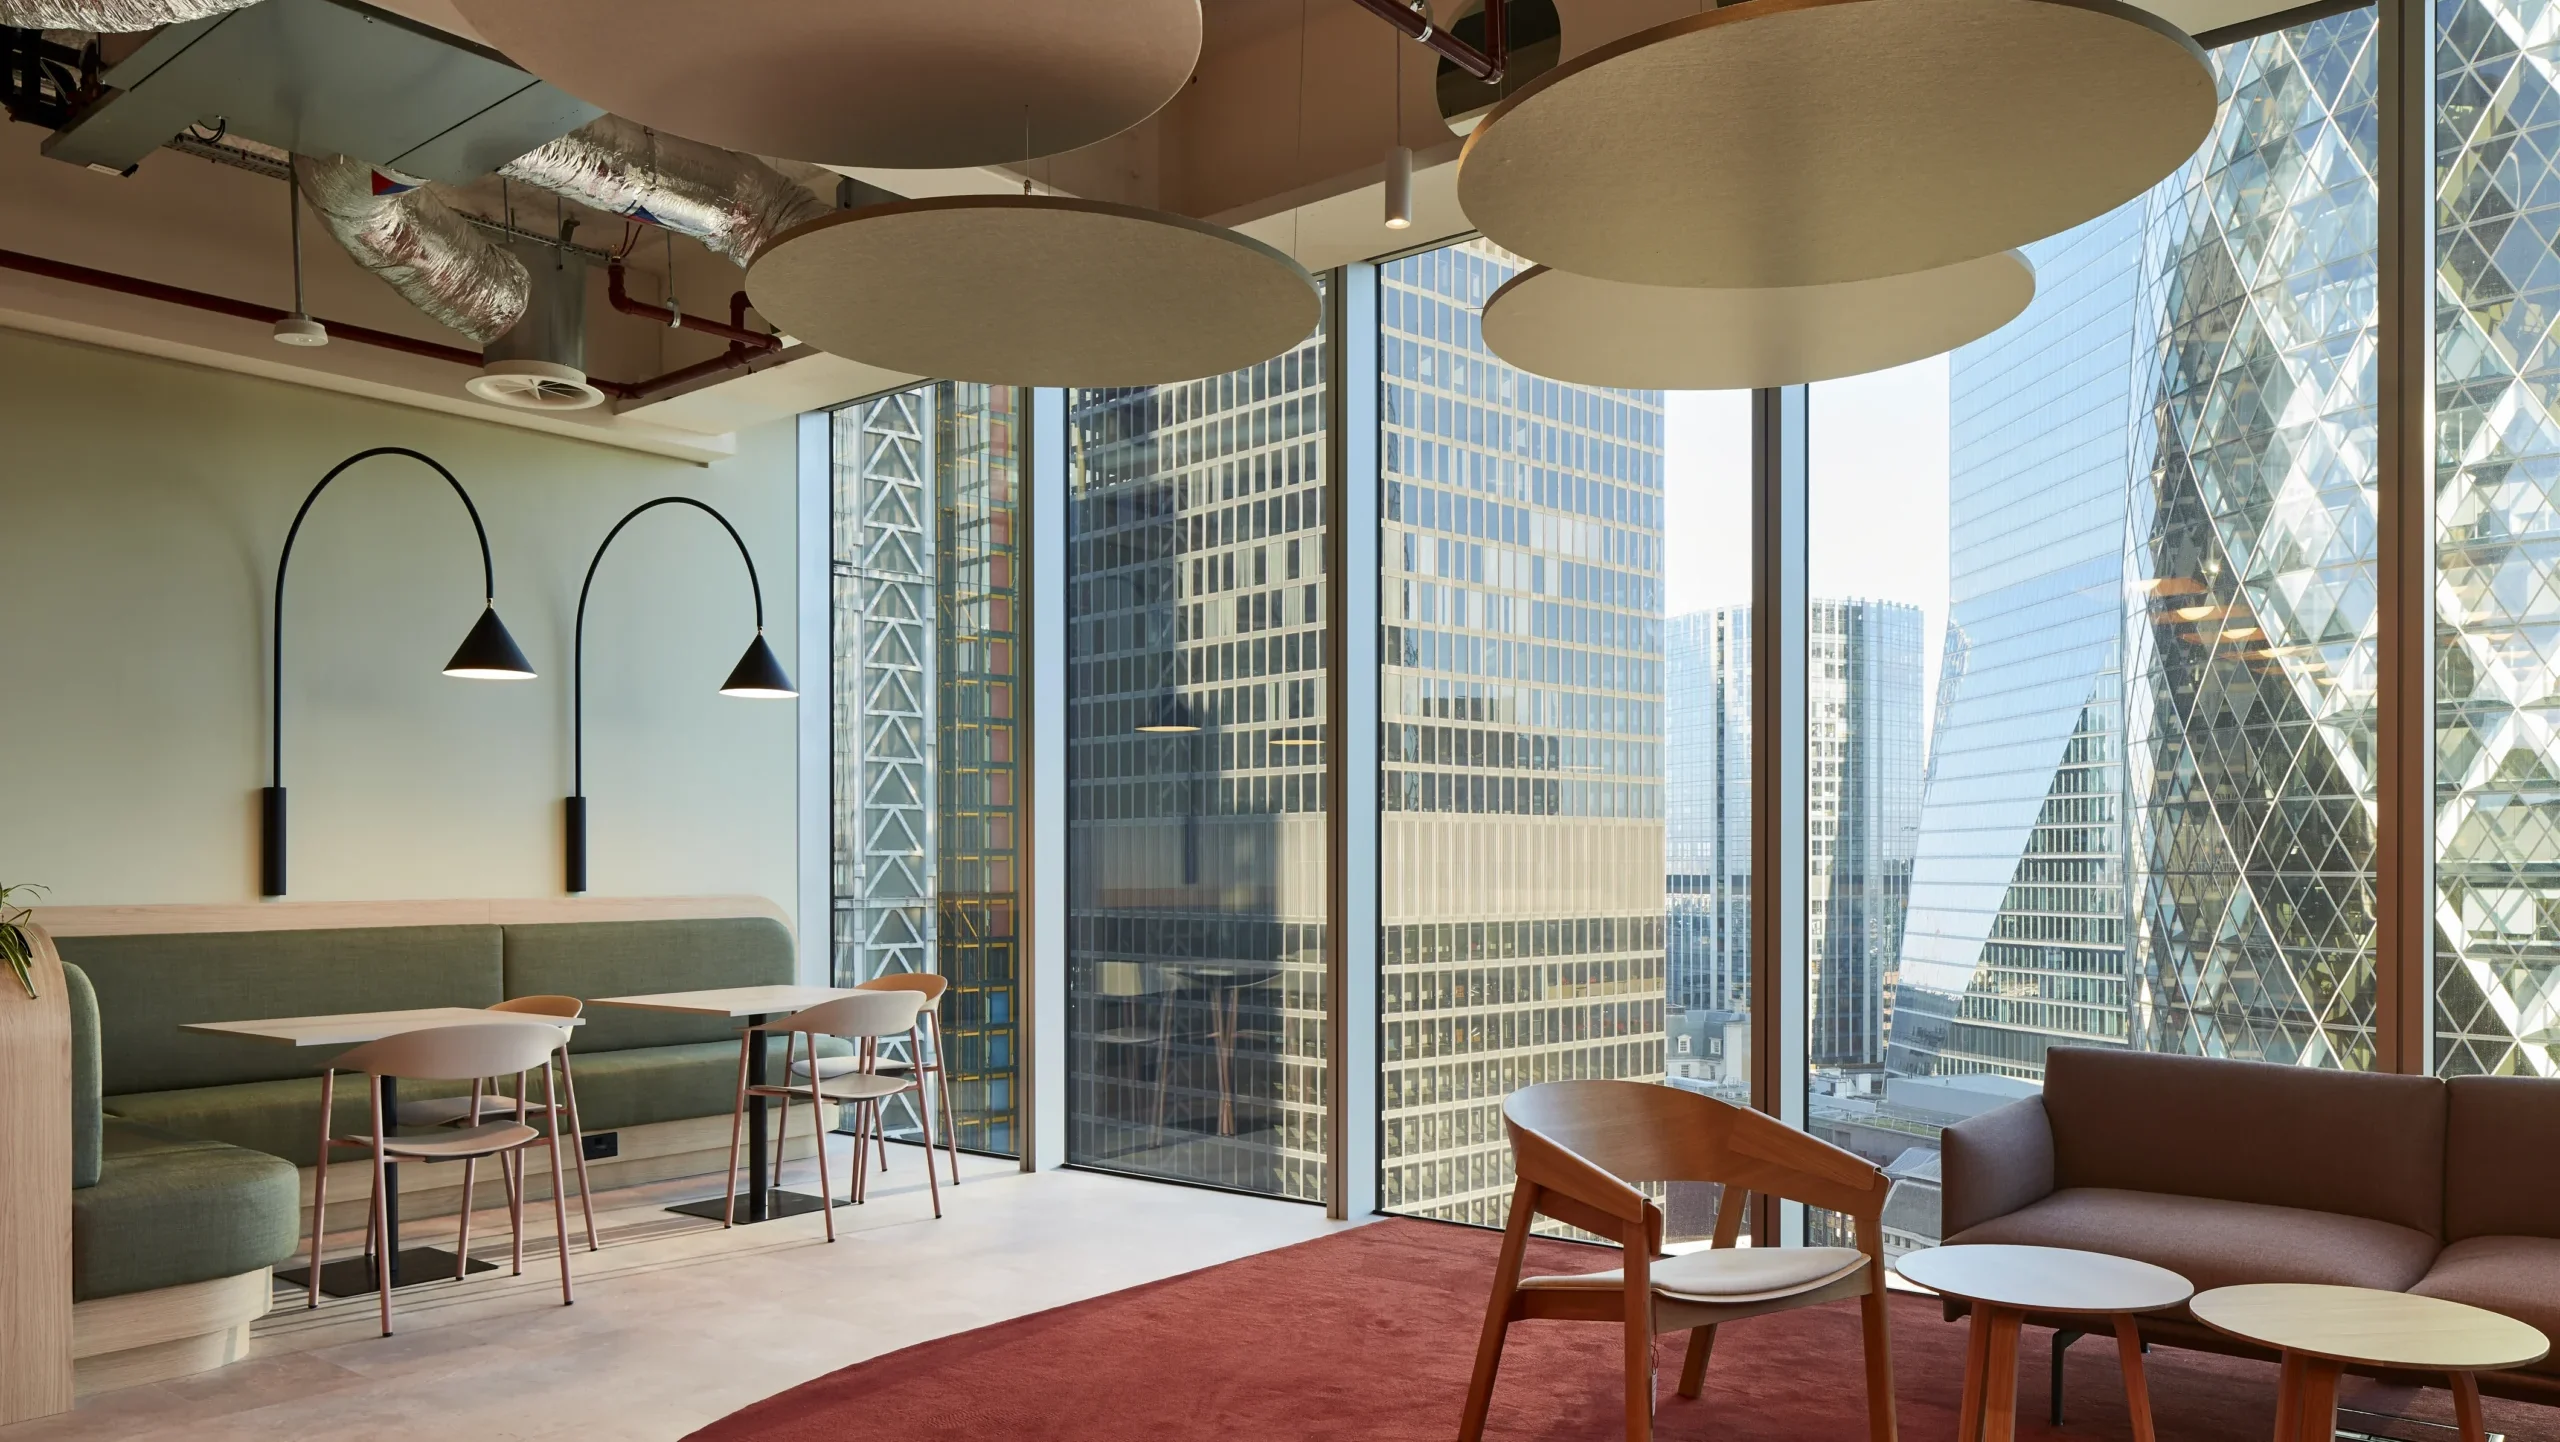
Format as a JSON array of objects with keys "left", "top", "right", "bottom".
[
  {"left": 1457, "top": 0, "right": 2214, "bottom": 288},
  {"left": 1385, "top": 144, "right": 1414, "bottom": 230}
]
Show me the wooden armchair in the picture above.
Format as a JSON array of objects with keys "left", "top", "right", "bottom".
[{"left": 1458, "top": 1080, "right": 1897, "bottom": 1442}]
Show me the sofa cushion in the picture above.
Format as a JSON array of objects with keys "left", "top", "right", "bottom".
[
  {"left": 73, "top": 1118, "right": 300, "bottom": 1302},
  {"left": 66, "top": 961, "right": 102, "bottom": 1188},
  {"left": 2041, "top": 1046, "right": 2446, "bottom": 1237},
  {"left": 563, "top": 1037, "right": 852, "bottom": 1134},
  {"left": 57, "top": 925, "right": 504, "bottom": 1094},
  {"left": 2410, "top": 1235, "right": 2560, "bottom": 1378},
  {"left": 502, "top": 918, "right": 795, "bottom": 1054},
  {"left": 1948, "top": 1186, "right": 2441, "bottom": 1295},
  {"left": 2445, "top": 1077, "right": 2560, "bottom": 1241}
]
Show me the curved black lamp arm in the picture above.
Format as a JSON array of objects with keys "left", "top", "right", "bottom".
[
  {"left": 271, "top": 446, "right": 499, "bottom": 786},
  {"left": 573, "top": 496, "right": 766, "bottom": 796}
]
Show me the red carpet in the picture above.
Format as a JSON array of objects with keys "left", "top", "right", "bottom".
[{"left": 689, "top": 1219, "right": 2560, "bottom": 1441}]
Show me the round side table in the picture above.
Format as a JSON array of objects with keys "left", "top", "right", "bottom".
[
  {"left": 2191, "top": 1283, "right": 2549, "bottom": 1442},
  {"left": 1897, "top": 1243, "right": 2193, "bottom": 1442}
]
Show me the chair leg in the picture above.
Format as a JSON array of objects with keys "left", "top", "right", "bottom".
[
  {"left": 931, "top": 1015, "right": 961, "bottom": 1185},
  {"left": 1676, "top": 1326, "right": 1716, "bottom": 1399},
  {"left": 721, "top": 1028, "right": 753, "bottom": 1228},
  {"left": 912, "top": 1030, "right": 942, "bottom": 1219},
  {"left": 771, "top": 1032, "right": 795, "bottom": 1191},
  {"left": 542, "top": 1064, "right": 573, "bottom": 1306},
  {"left": 1459, "top": 1182, "right": 1539, "bottom": 1442},
  {"left": 455, "top": 1156, "right": 477, "bottom": 1280},
  {"left": 307, "top": 1069, "right": 335, "bottom": 1310},
  {"left": 811, "top": 1073, "right": 836, "bottom": 1243},
  {"left": 508, "top": 1137, "right": 526, "bottom": 1276},
  {"left": 368, "top": 1081, "right": 393, "bottom": 1337},
  {"left": 1859, "top": 1283, "right": 1898, "bottom": 1442},
  {"left": 871, "top": 1041, "right": 891, "bottom": 1174},
  {"left": 555, "top": 1049, "right": 599, "bottom": 1252}
]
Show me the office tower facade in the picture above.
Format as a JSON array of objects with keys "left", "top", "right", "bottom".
[
  {"left": 1062, "top": 330, "right": 1334, "bottom": 1201},
  {"left": 1884, "top": 202, "right": 2144, "bottom": 1082},
  {"left": 1666, "top": 609, "right": 1748, "bottom": 1017},
  {"left": 1808, "top": 598, "right": 1926, "bottom": 1071},
  {"left": 1378, "top": 237, "right": 1669, "bottom": 1228},
  {"left": 830, "top": 383, "right": 1026, "bottom": 1152}
]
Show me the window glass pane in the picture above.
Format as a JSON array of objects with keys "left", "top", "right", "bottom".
[
  {"left": 830, "top": 383, "right": 1026, "bottom": 1155},
  {"left": 2437, "top": 0, "right": 2560, "bottom": 1077},
  {"left": 1809, "top": 11, "right": 2379, "bottom": 1254},
  {"left": 1376, "top": 237, "right": 1750, "bottom": 1237},
  {"left": 1064, "top": 314, "right": 1332, "bottom": 1200}
]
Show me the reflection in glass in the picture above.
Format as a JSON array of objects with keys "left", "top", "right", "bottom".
[
  {"left": 830, "top": 383, "right": 1026, "bottom": 1154},
  {"left": 1064, "top": 322, "right": 1332, "bottom": 1200}
]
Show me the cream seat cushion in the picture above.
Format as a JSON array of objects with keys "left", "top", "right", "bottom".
[
  {"left": 790, "top": 1055, "right": 913, "bottom": 1079},
  {"left": 1520, "top": 1246, "right": 1869, "bottom": 1304}
]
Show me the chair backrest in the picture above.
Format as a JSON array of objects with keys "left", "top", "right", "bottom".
[
  {"left": 780, "top": 989, "right": 927, "bottom": 1040},
  {"left": 491, "top": 994, "right": 583, "bottom": 1019},
  {"left": 1506, "top": 1080, "right": 1887, "bottom": 1239},
  {"left": 856, "top": 973, "right": 947, "bottom": 1008},
  {"left": 333, "top": 1021, "right": 566, "bottom": 1082}
]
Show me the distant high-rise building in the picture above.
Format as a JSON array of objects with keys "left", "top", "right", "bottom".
[
  {"left": 1666, "top": 609, "right": 1746, "bottom": 1015},
  {"left": 1378, "top": 238, "right": 1669, "bottom": 1230}
]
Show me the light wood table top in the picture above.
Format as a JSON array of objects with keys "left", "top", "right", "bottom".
[
  {"left": 2191, "top": 1284, "right": 2550, "bottom": 1373},
  {"left": 183, "top": 1007, "right": 583, "bottom": 1048},
  {"left": 1896, "top": 1244, "right": 2193, "bottom": 1316},
  {"left": 587, "top": 985, "right": 857, "bottom": 1019}
]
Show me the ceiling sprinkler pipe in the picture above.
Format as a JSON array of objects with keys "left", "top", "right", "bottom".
[
  {"left": 606, "top": 259, "right": 779, "bottom": 350},
  {"left": 1350, "top": 0, "right": 1505, "bottom": 83}
]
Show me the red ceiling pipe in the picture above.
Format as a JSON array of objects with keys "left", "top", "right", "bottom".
[
  {"left": 607, "top": 259, "right": 779, "bottom": 351},
  {"left": 1350, "top": 0, "right": 1506, "bottom": 83}
]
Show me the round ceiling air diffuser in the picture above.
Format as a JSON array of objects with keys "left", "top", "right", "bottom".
[
  {"left": 1457, "top": 0, "right": 2214, "bottom": 288},
  {"left": 1480, "top": 252, "right": 2036, "bottom": 390},
  {"left": 448, "top": 0, "right": 1202, "bottom": 167},
  {"left": 747, "top": 196, "right": 1320, "bottom": 387},
  {"left": 466, "top": 359, "right": 606, "bottom": 411}
]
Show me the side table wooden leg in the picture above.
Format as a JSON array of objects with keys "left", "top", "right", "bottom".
[
  {"left": 2451, "top": 1372, "right": 2487, "bottom": 1442},
  {"left": 1956, "top": 1308, "right": 1991, "bottom": 1442},
  {"left": 1982, "top": 1308, "right": 2023, "bottom": 1442},
  {"left": 2112, "top": 1314, "right": 2158, "bottom": 1442},
  {"left": 2295, "top": 1358, "right": 2342, "bottom": 1442},
  {"left": 2273, "top": 1351, "right": 2301, "bottom": 1442}
]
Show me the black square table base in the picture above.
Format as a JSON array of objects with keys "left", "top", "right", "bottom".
[
  {"left": 276, "top": 1246, "right": 498, "bottom": 1298},
  {"left": 667, "top": 1189, "right": 834, "bottom": 1224}
]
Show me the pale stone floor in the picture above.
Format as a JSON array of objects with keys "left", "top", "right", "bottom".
[{"left": 8, "top": 1139, "right": 1358, "bottom": 1442}]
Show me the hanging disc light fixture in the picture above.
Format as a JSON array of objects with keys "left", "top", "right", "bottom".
[
  {"left": 747, "top": 196, "right": 1320, "bottom": 387},
  {"left": 447, "top": 0, "right": 1202, "bottom": 167},
  {"left": 1480, "top": 252, "right": 2035, "bottom": 389},
  {"left": 1457, "top": 0, "right": 2213, "bottom": 289}
]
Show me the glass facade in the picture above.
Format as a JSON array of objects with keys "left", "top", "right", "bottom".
[
  {"left": 829, "top": 383, "right": 1026, "bottom": 1154},
  {"left": 1063, "top": 323, "right": 1333, "bottom": 1200},
  {"left": 1377, "top": 238, "right": 1673, "bottom": 1229}
]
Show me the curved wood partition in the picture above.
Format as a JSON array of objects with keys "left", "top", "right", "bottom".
[{"left": 0, "top": 922, "right": 73, "bottom": 1424}]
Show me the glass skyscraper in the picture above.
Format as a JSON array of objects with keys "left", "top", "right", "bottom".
[
  {"left": 1666, "top": 608, "right": 1748, "bottom": 1019},
  {"left": 1378, "top": 237, "right": 1669, "bottom": 1229}
]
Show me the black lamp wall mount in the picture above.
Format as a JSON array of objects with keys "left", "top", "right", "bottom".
[
  {"left": 568, "top": 496, "right": 795, "bottom": 894},
  {"left": 263, "top": 446, "right": 535, "bottom": 897}
]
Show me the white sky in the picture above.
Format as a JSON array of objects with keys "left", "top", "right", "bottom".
[{"left": 1659, "top": 357, "right": 1953, "bottom": 710}]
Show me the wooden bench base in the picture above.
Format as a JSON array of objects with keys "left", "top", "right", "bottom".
[{"left": 73, "top": 1268, "right": 269, "bottom": 1396}]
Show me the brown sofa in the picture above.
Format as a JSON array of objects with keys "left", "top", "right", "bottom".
[{"left": 1942, "top": 1046, "right": 2560, "bottom": 1406}]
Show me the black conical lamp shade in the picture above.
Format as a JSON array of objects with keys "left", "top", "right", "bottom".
[
  {"left": 443, "top": 605, "right": 537, "bottom": 680},
  {"left": 719, "top": 632, "right": 796, "bottom": 698},
  {"left": 1135, "top": 695, "right": 1199, "bottom": 733}
]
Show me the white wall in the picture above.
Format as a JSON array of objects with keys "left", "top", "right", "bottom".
[{"left": 0, "top": 327, "right": 801, "bottom": 912}]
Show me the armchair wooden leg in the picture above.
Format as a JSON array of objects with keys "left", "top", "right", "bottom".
[
  {"left": 1859, "top": 1284, "right": 1897, "bottom": 1442},
  {"left": 1676, "top": 1326, "right": 1717, "bottom": 1399},
  {"left": 1458, "top": 1182, "right": 1538, "bottom": 1442}
]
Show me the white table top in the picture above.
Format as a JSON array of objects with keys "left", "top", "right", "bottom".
[
  {"left": 182, "top": 1006, "right": 583, "bottom": 1048},
  {"left": 2192, "top": 1283, "right": 2551, "bottom": 1372},
  {"left": 1894, "top": 1244, "right": 2193, "bottom": 1316},
  {"left": 586, "top": 984, "right": 858, "bottom": 1019}
]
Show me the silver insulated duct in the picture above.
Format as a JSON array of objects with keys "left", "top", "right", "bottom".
[
  {"left": 292, "top": 153, "right": 528, "bottom": 346},
  {"left": 0, "top": 0, "right": 257, "bottom": 30},
  {"left": 469, "top": 239, "right": 603, "bottom": 411},
  {"left": 501, "top": 116, "right": 830, "bottom": 267}
]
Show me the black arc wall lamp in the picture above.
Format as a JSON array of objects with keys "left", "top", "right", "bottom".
[
  {"left": 264, "top": 446, "right": 535, "bottom": 897},
  {"left": 568, "top": 496, "right": 794, "bottom": 893}
]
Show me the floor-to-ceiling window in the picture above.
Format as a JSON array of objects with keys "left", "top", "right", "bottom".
[
  {"left": 830, "top": 383, "right": 1026, "bottom": 1154},
  {"left": 1375, "top": 236, "right": 1751, "bottom": 1236},
  {"left": 1063, "top": 316, "right": 1333, "bottom": 1200},
  {"left": 1804, "top": 8, "right": 2380, "bottom": 1252}
]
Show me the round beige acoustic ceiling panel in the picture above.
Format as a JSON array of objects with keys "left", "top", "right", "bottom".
[
  {"left": 448, "top": 0, "right": 1202, "bottom": 167},
  {"left": 1480, "top": 253, "right": 2035, "bottom": 390},
  {"left": 1458, "top": 0, "right": 2214, "bottom": 288},
  {"left": 747, "top": 197, "right": 1321, "bottom": 388}
]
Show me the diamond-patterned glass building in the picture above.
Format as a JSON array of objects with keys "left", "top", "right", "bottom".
[{"left": 2436, "top": 0, "right": 2560, "bottom": 1078}]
